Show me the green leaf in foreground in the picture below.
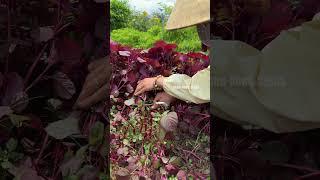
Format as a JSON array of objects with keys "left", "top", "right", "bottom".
[
  {"left": 6, "top": 138, "right": 17, "bottom": 152},
  {"left": 89, "top": 121, "right": 104, "bottom": 146},
  {"left": 9, "top": 114, "right": 30, "bottom": 127}
]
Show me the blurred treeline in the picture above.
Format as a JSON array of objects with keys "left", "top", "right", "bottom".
[{"left": 110, "top": 0, "right": 202, "bottom": 52}]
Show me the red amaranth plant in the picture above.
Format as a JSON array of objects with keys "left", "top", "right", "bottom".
[
  {"left": 0, "top": 1, "right": 109, "bottom": 179},
  {"left": 110, "top": 40, "right": 210, "bottom": 179}
]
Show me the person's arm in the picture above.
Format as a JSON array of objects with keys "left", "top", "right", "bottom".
[{"left": 156, "top": 67, "right": 210, "bottom": 104}]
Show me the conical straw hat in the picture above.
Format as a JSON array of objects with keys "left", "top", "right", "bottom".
[{"left": 166, "top": 0, "right": 210, "bottom": 30}]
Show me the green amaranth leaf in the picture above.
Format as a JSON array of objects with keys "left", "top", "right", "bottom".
[
  {"left": 9, "top": 114, "right": 30, "bottom": 127},
  {"left": 45, "top": 112, "right": 80, "bottom": 139},
  {"left": 6, "top": 138, "right": 17, "bottom": 152}
]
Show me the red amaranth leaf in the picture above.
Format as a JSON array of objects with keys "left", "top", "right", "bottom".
[
  {"left": 10, "top": 91, "right": 29, "bottom": 113},
  {"left": 177, "top": 170, "right": 187, "bottom": 180},
  {"left": 109, "top": 40, "right": 210, "bottom": 177},
  {"left": 147, "top": 59, "right": 161, "bottom": 68},
  {"left": 0, "top": 106, "right": 13, "bottom": 119},
  {"left": 127, "top": 71, "right": 137, "bottom": 83},
  {"left": 154, "top": 40, "right": 177, "bottom": 52},
  {"left": 110, "top": 40, "right": 120, "bottom": 52}
]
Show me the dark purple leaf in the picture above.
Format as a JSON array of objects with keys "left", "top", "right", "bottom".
[
  {"left": 127, "top": 71, "right": 137, "bottom": 83},
  {"left": 139, "top": 66, "right": 148, "bottom": 77},
  {"left": 10, "top": 91, "right": 29, "bottom": 113},
  {"left": 60, "top": 156, "right": 83, "bottom": 177},
  {"left": 52, "top": 72, "right": 76, "bottom": 100},
  {"left": 1, "top": 72, "right": 24, "bottom": 106},
  {"left": 0, "top": 106, "right": 13, "bottom": 119}
]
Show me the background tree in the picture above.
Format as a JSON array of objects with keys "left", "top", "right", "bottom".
[
  {"left": 111, "top": 1, "right": 202, "bottom": 52},
  {"left": 110, "top": 0, "right": 132, "bottom": 30},
  {"left": 152, "top": 2, "right": 173, "bottom": 25}
]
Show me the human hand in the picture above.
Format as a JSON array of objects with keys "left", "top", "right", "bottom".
[
  {"left": 151, "top": 92, "right": 176, "bottom": 109},
  {"left": 74, "top": 56, "right": 111, "bottom": 109},
  {"left": 133, "top": 77, "right": 157, "bottom": 96}
]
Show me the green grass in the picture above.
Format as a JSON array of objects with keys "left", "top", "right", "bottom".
[{"left": 111, "top": 26, "right": 202, "bottom": 52}]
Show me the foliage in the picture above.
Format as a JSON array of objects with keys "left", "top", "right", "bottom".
[
  {"left": 110, "top": 1, "right": 202, "bottom": 52},
  {"left": 111, "top": 28, "right": 161, "bottom": 50},
  {"left": 129, "top": 11, "right": 161, "bottom": 32},
  {"left": 109, "top": 40, "right": 210, "bottom": 179},
  {"left": 111, "top": 26, "right": 202, "bottom": 52},
  {"left": 110, "top": 0, "right": 132, "bottom": 31},
  {"left": 0, "top": 1, "right": 109, "bottom": 179},
  {"left": 152, "top": 2, "right": 174, "bottom": 24}
]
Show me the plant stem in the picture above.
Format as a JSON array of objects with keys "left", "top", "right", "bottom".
[
  {"left": 25, "top": 63, "right": 52, "bottom": 92},
  {"left": 272, "top": 163, "right": 318, "bottom": 173},
  {"left": 35, "top": 134, "right": 49, "bottom": 164},
  {"left": 295, "top": 172, "right": 320, "bottom": 180},
  {"left": 180, "top": 148, "right": 201, "bottom": 160}
]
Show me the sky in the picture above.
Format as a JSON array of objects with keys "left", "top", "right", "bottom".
[{"left": 128, "top": 0, "right": 176, "bottom": 14}]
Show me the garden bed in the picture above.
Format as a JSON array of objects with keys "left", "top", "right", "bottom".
[{"left": 109, "top": 40, "right": 210, "bottom": 179}]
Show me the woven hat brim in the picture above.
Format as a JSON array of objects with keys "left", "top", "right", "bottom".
[{"left": 166, "top": 0, "right": 210, "bottom": 30}]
